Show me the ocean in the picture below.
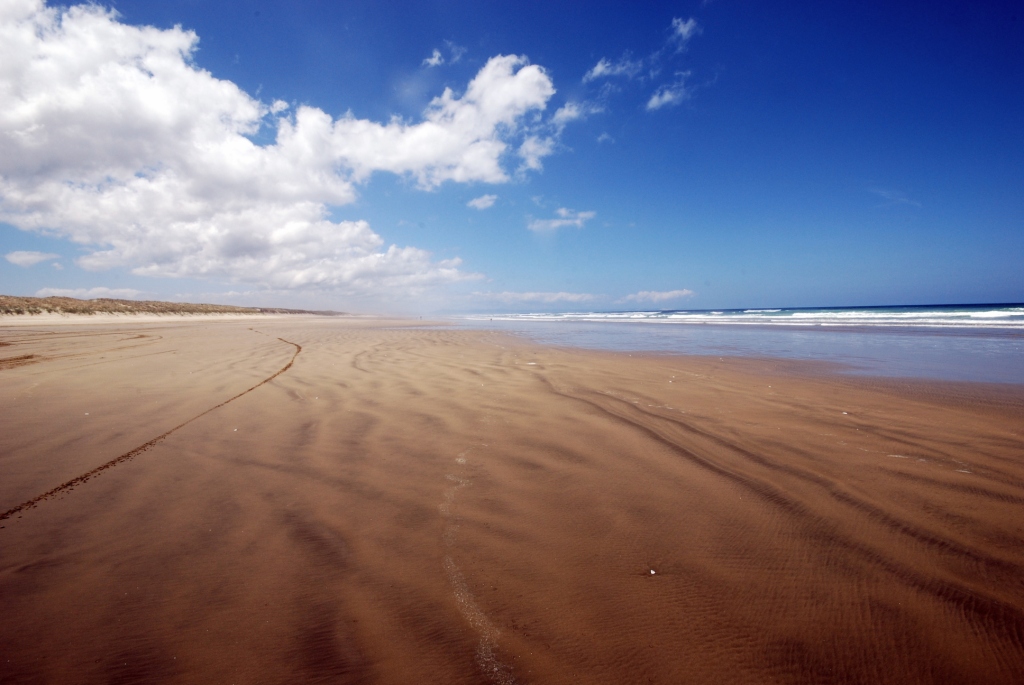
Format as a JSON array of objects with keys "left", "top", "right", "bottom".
[{"left": 459, "top": 304, "right": 1024, "bottom": 384}]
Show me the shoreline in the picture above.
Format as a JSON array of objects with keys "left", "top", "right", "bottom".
[
  {"left": 5, "top": 313, "right": 1024, "bottom": 395},
  {"left": 455, "top": 317, "right": 1024, "bottom": 386},
  {"left": 5, "top": 312, "right": 1024, "bottom": 392}
]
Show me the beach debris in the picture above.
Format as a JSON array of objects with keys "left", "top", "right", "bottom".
[
  {"left": 650, "top": 569, "right": 656, "bottom": 575},
  {"left": 842, "top": 411, "right": 848, "bottom": 414},
  {"left": 85, "top": 412, "right": 89, "bottom": 415}
]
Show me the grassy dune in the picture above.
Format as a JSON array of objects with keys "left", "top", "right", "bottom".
[{"left": 0, "top": 294, "right": 344, "bottom": 316}]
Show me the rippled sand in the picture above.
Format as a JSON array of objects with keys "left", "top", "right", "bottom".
[{"left": 1, "top": 317, "right": 1022, "bottom": 683}]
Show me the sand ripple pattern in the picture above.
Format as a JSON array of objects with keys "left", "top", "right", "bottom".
[
  {"left": 0, "top": 334, "right": 301, "bottom": 521},
  {"left": 1, "top": 320, "right": 1022, "bottom": 683}
]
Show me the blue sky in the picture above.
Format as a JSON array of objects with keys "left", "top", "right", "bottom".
[{"left": 1, "top": 0, "right": 1021, "bottom": 313}]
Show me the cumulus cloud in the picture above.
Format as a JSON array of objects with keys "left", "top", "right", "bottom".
[
  {"left": 467, "top": 194, "right": 497, "bottom": 210},
  {"left": 6, "top": 250, "right": 59, "bottom": 266},
  {"left": 0, "top": 1, "right": 561, "bottom": 294},
  {"left": 36, "top": 287, "right": 145, "bottom": 298},
  {"left": 527, "top": 208, "right": 596, "bottom": 233},
  {"left": 646, "top": 73, "right": 691, "bottom": 110},
  {"left": 621, "top": 289, "right": 695, "bottom": 303},
  {"left": 476, "top": 291, "right": 596, "bottom": 303},
  {"left": 583, "top": 56, "right": 643, "bottom": 82}
]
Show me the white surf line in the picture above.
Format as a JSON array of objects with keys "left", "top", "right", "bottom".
[{"left": 440, "top": 448, "right": 517, "bottom": 685}]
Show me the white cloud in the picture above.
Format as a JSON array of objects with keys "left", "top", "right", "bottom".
[
  {"left": 424, "top": 42, "right": 467, "bottom": 68},
  {"left": 423, "top": 49, "right": 444, "bottom": 67},
  {"left": 597, "top": 132, "right": 614, "bottom": 144},
  {"left": 476, "top": 291, "right": 596, "bottom": 303},
  {"left": 671, "top": 18, "right": 701, "bottom": 48},
  {"left": 621, "top": 289, "right": 695, "bottom": 303},
  {"left": 0, "top": 2, "right": 559, "bottom": 294},
  {"left": 552, "top": 102, "right": 584, "bottom": 127},
  {"left": 551, "top": 101, "right": 603, "bottom": 130},
  {"left": 646, "top": 72, "right": 691, "bottom": 110},
  {"left": 583, "top": 18, "right": 700, "bottom": 84},
  {"left": 527, "top": 208, "right": 596, "bottom": 233},
  {"left": 445, "top": 41, "right": 467, "bottom": 64},
  {"left": 286, "top": 54, "right": 556, "bottom": 189},
  {"left": 586, "top": 18, "right": 705, "bottom": 114},
  {"left": 467, "top": 194, "right": 497, "bottom": 210},
  {"left": 518, "top": 135, "right": 555, "bottom": 172},
  {"left": 36, "top": 286, "right": 145, "bottom": 298},
  {"left": 5, "top": 250, "right": 59, "bottom": 266},
  {"left": 583, "top": 56, "right": 643, "bottom": 82}
]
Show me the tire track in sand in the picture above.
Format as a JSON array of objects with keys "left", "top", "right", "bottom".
[
  {"left": 440, "top": 447, "right": 518, "bottom": 685},
  {"left": 0, "top": 336, "right": 301, "bottom": 522}
]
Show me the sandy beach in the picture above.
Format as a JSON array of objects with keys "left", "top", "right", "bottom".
[{"left": 1, "top": 316, "right": 1022, "bottom": 684}]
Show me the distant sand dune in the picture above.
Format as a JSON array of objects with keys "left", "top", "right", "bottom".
[
  {"left": 0, "top": 317, "right": 1022, "bottom": 683},
  {"left": 0, "top": 293, "right": 345, "bottom": 317}
]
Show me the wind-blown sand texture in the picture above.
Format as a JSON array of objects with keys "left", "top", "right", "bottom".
[{"left": 1, "top": 318, "right": 1022, "bottom": 684}]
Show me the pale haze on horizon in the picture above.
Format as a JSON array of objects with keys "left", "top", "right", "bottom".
[{"left": 0, "top": 0, "right": 1021, "bottom": 314}]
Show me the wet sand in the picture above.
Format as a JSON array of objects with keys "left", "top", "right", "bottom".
[{"left": 1, "top": 317, "right": 1022, "bottom": 684}]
